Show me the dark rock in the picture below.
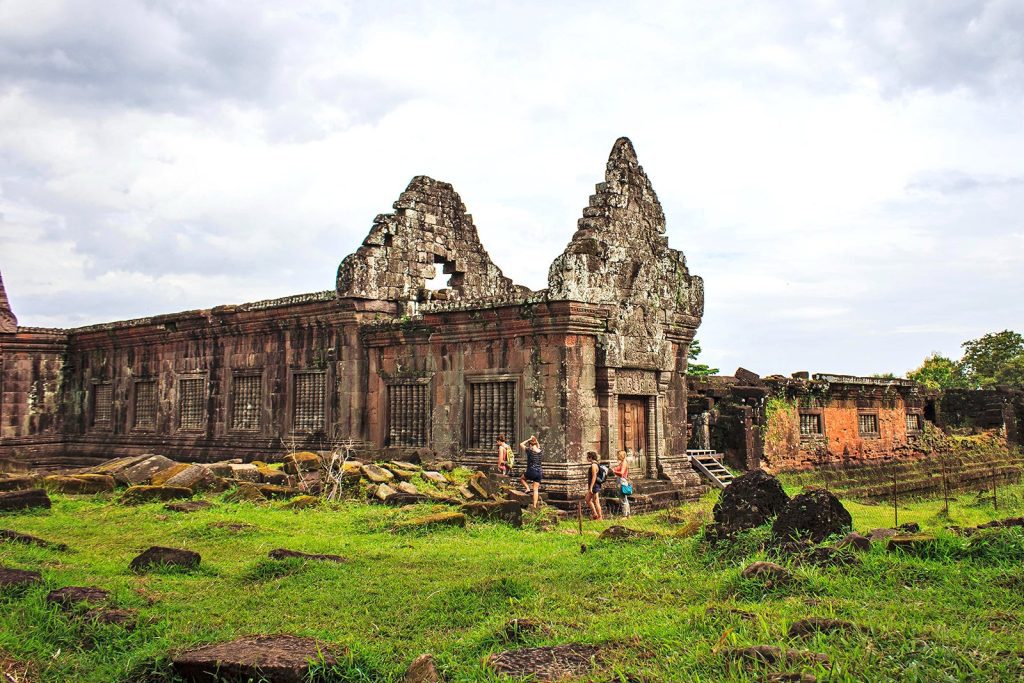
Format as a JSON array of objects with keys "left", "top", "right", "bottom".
[
  {"left": 82, "top": 607, "right": 137, "bottom": 628},
  {"left": 741, "top": 561, "right": 791, "bottom": 586},
  {"left": 461, "top": 500, "right": 523, "bottom": 527},
  {"left": 404, "top": 653, "right": 440, "bottom": 683},
  {"left": 788, "top": 618, "right": 857, "bottom": 639},
  {"left": 119, "top": 485, "right": 192, "bottom": 505},
  {"left": 467, "top": 471, "right": 500, "bottom": 499},
  {"left": 867, "top": 528, "right": 899, "bottom": 542},
  {"left": 0, "top": 488, "right": 51, "bottom": 511},
  {"left": 0, "top": 475, "right": 36, "bottom": 492},
  {"left": 129, "top": 546, "right": 200, "bottom": 572},
  {"left": 487, "top": 644, "right": 602, "bottom": 682},
  {"left": 0, "top": 566, "right": 42, "bottom": 589},
  {"left": 897, "top": 522, "right": 921, "bottom": 533},
  {"left": 165, "top": 500, "right": 214, "bottom": 513},
  {"left": 268, "top": 549, "right": 346, "bottom": 564},
  {"left": 599, "top": 525, "right": 658, "bottom": 540},
  {"left": 836, "top": 532, "right": 871, "bottom": 552},
  {"left": 707, "top": 469, "right": 789, "bottom": 540},
  {"left": 796, "top": 546, "right": 860, "bottom": 568},
  {"left": 734, "top": 367, "right": 763, "bottom": 385},
  {"left": 282, "top": 451, "right": 322, "bottom": 476},
  {"left": 173, "top": 634, "right": 340, "bottom": 683},
  {"left": 726, "top": 645, "right": 830, "bottom": 668},
  {"left": 46, "top": 586, "right": 111, "bottom": 610},
  {"left": 496, "top": 618, "right": 553, "bottom": 643},
  {"left": 977, "top": 516, "right": 1024, "bottom": 529},
  {"left": 771, "top": 489, "right": 852, "bottom": 543},
  {"left": 0, "top": 529, "right": 67, "bottom": 550}
]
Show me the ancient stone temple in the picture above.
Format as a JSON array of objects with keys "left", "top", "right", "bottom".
[{"left": 0, "top": 138, "right": 707, "bottom": 502}]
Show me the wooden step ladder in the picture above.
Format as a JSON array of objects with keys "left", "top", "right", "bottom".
[{"left": 687, "top": 450, "right": 734, "bottom": 489}]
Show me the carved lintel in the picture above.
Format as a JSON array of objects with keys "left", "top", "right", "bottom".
[{"left": 615, "top": 369, "right": 657, "bottom": 396}]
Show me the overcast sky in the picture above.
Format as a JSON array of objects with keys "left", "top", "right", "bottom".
[{"left": 1, "top": 1, "right": 1022, "bottom": 376}]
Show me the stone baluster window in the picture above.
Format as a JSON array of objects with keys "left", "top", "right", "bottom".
[
  {"left": 133, "top": 380, "right": 157, "bottom": 430},
  {"left": 468, "top": 380, "right": 516, "bottom": 450},
  {"left": 387, "top": 383, "right": 429, "bottom": 447},
  {"left": 91, "top": 383, "right": 113, "bottom": 429},
  {"left": 799, "top": 412, "right": 823, "bottom": 437},
  {"left": 293, "top": 372, "right": 326, "bottom": 432},
  {"left": 178, "top": 377, "right": 206, "bottom": 430},
  {"left": 905, "top": 413, "right": 922, "bottom": 433},
  {"left": 858, "top": 413, "right": 879, "bottom": 437},
  {"left": 231, "top": 374, "right": 262, "bottom": 431}
]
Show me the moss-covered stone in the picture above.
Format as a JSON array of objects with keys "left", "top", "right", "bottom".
[{"left": 119, "top": 485, "right": 192, "bottom": 505}]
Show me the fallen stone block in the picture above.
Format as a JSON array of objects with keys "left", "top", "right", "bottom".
[
  {"left": 0, "top": 566, "right": 42, "bottom": 590},
  {"left": 282, "top": 495, "right": 320, "bottom": 510},
  {"left": 0, "top": 475, "right": 37, "bottom": 492},
  {"left": 0, "top": 529, "right": 67, "bottom": 550},
  {"left": 159, "top": 464, "right": 222, "bottom": 492},
  {"left": 977, "top": 516, "right": 1024, "bottom": 530},
  {"left": 378, "top": 492, "right": 430, "bottom": 506},
  {"left": 283, "top": 452, "right": 321, "bottom": 476},
  {"left": 257, "top": 466, "right": 289, "bottom": 486},
  {"left": 46, "top": 586, "right": 111, "bottom": 611},
  {"left": 119, "top": 485, "right": 193, "bottom": 505},
  {"left": 204, "top": 462, "right": 235, "bottom": 478},
  {"left": 886, "top": 534, "right": 938, "bottom": 555},
  {"left": 396, "top": 481, "right": 419, "bottom": 495},
  {"left": 599, "top": 525, "right": 658, "bottom": 540},
  {"left": 374, "top": 483, "right": 397, "bottom": 501},
  {"left": 268, "top": 548, "right": 346, "bottom": 563},
  {"left": 362, "top": 463, "right": 394, "bottom": 484},
  {"left": 487, "top": 644, "right": 602, "bottom": 682},
  {"left": 82, "top": 607, "right": 137, "bottom": 628},
  {"left": 384, "top": 465, "right": 415, "bottom": 482},
  {"left": 461, "top": 500, "right": 523, "bottom": 527},
  {"left": 457, "top": 485, "right": 475, "bottom": 499},
  {"left": 0, "top": 488, "right": 51, "bottom": 511},
  {"left": 130, "top": 546, "right": 200, "bottom": 572},
  {"left": 254, "top": 484, "right": 304, "bottom": 500},
  {"left": 404, "top": 653, "right": 440, "bottom": 683},
  {"left": 228, "top": 464, "right": 262, "bottom": 482},
  {"left": 393, "top": 512, "right": 467, "bottom": 531},
  {"left": 421, "top": 471, "right": 449, "bottom": 486},
  {"left": 224, "top": 484, "right": 268, "bottom": 503},
  {"left": 43, "top": 474, "right": 117, "bottom": 495},
  {"left": 115, "top": 454, "right": 180, "bottom": 486},
  {"left": 165, "top": 500, "right": 214, "bottom": 513},
  {"left": 172, "top": 634, "right": 339, "bottom": 683},
  {"left": 771, "top": 489, "right": 852, "bottom": 544},
  {"left": 836, "top": 532, "right": 871, "bottom": 552},
  {"left": 87, "top": 455, "right": 148, "bottom": 478}
]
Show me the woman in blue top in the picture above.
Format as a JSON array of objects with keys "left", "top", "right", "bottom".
[{"left": 519, "top": 435, "right": 543, "bottom": 509}]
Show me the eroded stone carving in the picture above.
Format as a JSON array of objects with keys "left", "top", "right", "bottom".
[
  {"left": 337, "top": 176, "right": 526, "bottom": 305},
  {"left": 0, "top": 270, "right": 16, "bottom": 333}
]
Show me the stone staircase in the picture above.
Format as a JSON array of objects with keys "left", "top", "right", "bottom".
[
  {"left": 687, "top": 450, "right": 734, "bottom": 489},
  {"left": 601, "top": 477, "right": 706, "bottom": 516}
]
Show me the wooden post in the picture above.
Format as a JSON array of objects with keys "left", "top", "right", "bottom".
[
  {"left": 991, "top": 464, "right": 998, "bottom": 512},
  {"left": 941, "top": 458, "right": 949, "bottom": 517},
  {"left": 577, "top": 500, "right": 583, "bottom": 536},
  {"left": 892, "top": 466, "right": 899, "bottom": 528}
]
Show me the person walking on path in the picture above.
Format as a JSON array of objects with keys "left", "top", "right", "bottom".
[
  {"left": 585, "top": 451, "right": 606, "bottom": 520},
  {"left": 612, "top": 450, "right": 631, "bottom": 518},
  {"left": 496, "top": 434, "right": 514, "bottom": 476},
  {"left": 519, "top": 435, "right": 544, "bottom": 508}
]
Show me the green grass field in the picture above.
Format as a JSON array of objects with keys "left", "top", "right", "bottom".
[{"left": 1, "top": 479, "right": 1023, "bottom": 682}]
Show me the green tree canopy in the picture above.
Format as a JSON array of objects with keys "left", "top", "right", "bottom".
[
  {"left": 960, "top": 330, "right": 1024, "bottom": 387},
  {"left": 686, "top": 339, "right": 719, "bottom": 377},
  {"left": 907, "top": 353, "right": 968, "bottom": 389}
]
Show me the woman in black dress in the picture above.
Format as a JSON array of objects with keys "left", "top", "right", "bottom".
[{"left": 519, "top": 435, "right": 543, "bottom": 509}]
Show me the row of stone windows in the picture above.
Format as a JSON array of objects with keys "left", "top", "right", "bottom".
[
  {"left": 384, "top": 379, "right": 517, "bottom": 449},
  {"left": 799, "top": 411, "right": 924, "bottom": 438},
  {"left": 88, "top": 371, "right": 327, "bottom": 434}
]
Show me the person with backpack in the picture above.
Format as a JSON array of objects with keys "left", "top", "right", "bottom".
[
  {"left": 519, "top": 435, "right": 544, "bottom": 508},
  {"left": 612, "top": 449, "right": 632, "bottom": 518},
  {"left": 585, "top": 451, "right": 607, "bottom": 520},
  {"left": 496, "top": 434, "right": 514, "bottom": 476}
]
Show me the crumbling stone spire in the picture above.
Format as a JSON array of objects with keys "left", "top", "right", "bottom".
[
  {"left": 337, "top": 175, "right": 523, "bottom": 305},
  {"left": 0, "top": 269, "right": 17, "bottom": 333}
]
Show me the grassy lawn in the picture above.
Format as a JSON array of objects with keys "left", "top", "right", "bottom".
[{"left": 1, "top": 481, "right": 1023, "bottom": 682}]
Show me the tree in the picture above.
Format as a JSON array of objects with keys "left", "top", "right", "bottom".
[
  {"left": 992, "top": 354, "right": 1024, "bottom": 386},
  {"left": 960, "top": 330, "right": 1024, "bottom": 387},
  {"left": 907, "top": 353, "right": 968, "bottom": 389},
  {"left": 686, "top": 339, "right": 719, "bottom": 377}
]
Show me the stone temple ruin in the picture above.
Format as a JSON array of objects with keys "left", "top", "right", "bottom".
[{"left": 0, "top": 138, "right": 708, "bottom": 506}]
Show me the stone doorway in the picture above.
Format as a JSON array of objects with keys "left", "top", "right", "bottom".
[{"left": 617, "top": 396, "right": 648, "bottom": 475}]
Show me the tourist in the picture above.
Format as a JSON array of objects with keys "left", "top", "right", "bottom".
[
  {"left": 519, "top": 435, "right": 544, "bottom": 508},
  {"left": 612, "top": 450, "right": 631, "bottom": 518},
  {"left": 496, "top": 434, "right": 514, "bottom": 476},
  {"left": 584, "top": 451, "right": 606, "bottom": 520}
]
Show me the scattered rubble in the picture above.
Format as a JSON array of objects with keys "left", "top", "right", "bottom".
[
  {"left": 129, "top": 546, "right": 201, "bottom": 573},
  {"left": 0, "top": 566, "right": 42, "bottom": 590},
  {"left": 46, "top": 586, "right": 111, "bottom": 611},
  {"left": 486, "top": 644, "right": 603, "bottom": 682},
  {"left": 771, "top": 489, "right": 852, "bottom": 544},
  {"left": 43, "top": 474, "right": 116, "bottom": 494},
  {"left": 172, "top": 635, "right": 340, "bottom": 683},
  {"left": 707, "top": 469, "right": 789, "bottom": 540},
  {"left": 0, "top": 488, "right": 51, "bottom": 511}
]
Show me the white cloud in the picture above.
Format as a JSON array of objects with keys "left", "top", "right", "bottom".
[{"left": 0, "top": 1, "right": 1022, "bottom": 376}]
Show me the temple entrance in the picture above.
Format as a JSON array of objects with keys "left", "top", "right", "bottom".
[{"left": 617, "top": 396, "right": 648, "bottom": 475}]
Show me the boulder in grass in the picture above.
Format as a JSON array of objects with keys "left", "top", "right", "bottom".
[
  {"left": 119, "top": 485, "right": 192, "bottom": 505},
  {"left": 461, "top": 500, "right": 523, "bottom": 527},
  {"left": 361, "top": 464, "right": 394, "bottom": 484},
  {"left": 707, "top": 469, "right": 789, "bottom": 541},
  {"left": 0, "top": 566, "right": 42, "bottom": 590},
  {"left": 771, "top": 489, "right": 852, "bottom": 544},
  {"left": 0, "top": 488, "right": 51, "bottom": 511},
  {"left": 268, "top": 548, "right": 346, "bottom": 564},
  {"left": 404, "top": 653, "right": 440, "bottom": 683},
  {"left": 487, "top": 644, "right": 602, "bottom": 682},
  {"left": 115, "top": 454, "right": 179, "bottom": 486},
  {"left": 741, "top": 561, "right": 791, "bottom": 586},
  {"left": 282, "top": 495, "right": 320, "bottom": 510},
  {"left": 282, "top": 452, "right": 321, "bottom": 476},
  {"left": 0, "top": 529, "right": 68, "bottom": 551},
  {"left": 43, "top": 474, "right": 117, "bottom": 495},
  {"left": 46, "top": 586, "right": 110, "bottom": 611},
  {"left": 165, "top": 500, "right": 214, "bottom": 513},
  {"left": 598, "top": 525, "right": 658, "bottom": 541},
  {"left": 836, "top": 532, "right": 872, "bottom": 552},
  {"left": 172, "top": 635, "right": 340, "bottom": 683},
  {"left": 130, "top": 546, "right": 200, "bottom": 572},
  {"left": 82, "top": 607, "right": 137, "bottom": 629}
]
